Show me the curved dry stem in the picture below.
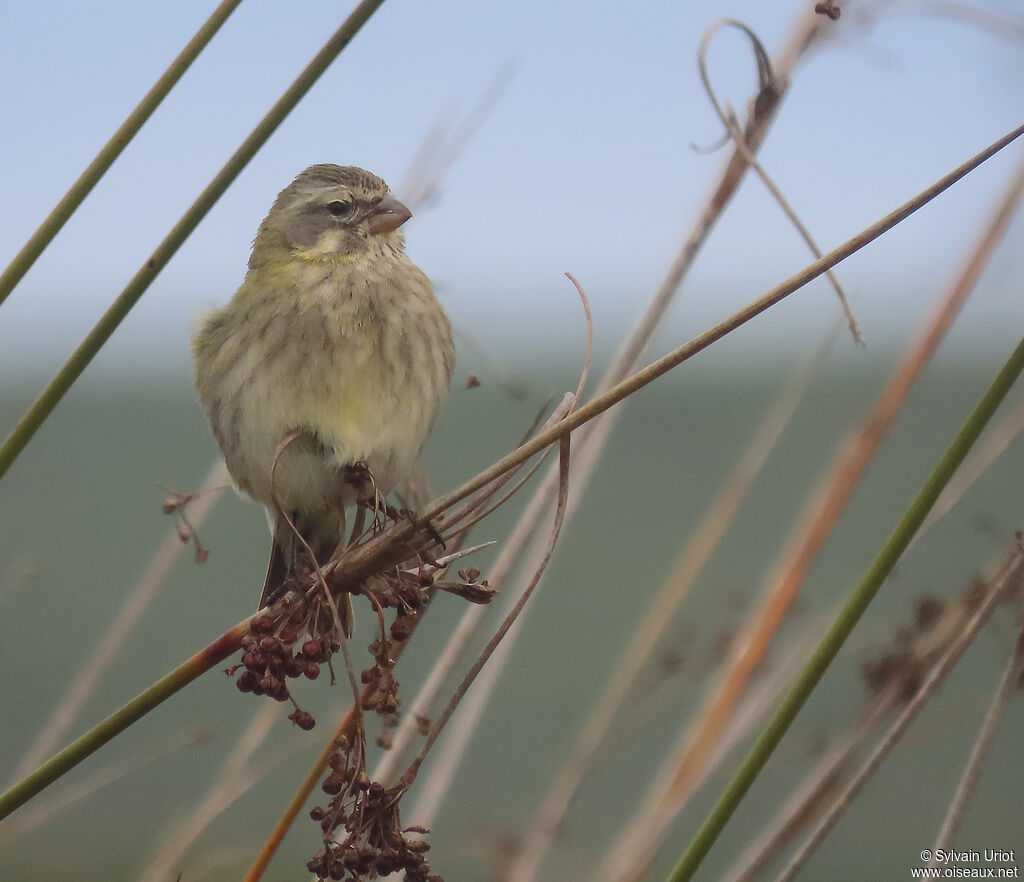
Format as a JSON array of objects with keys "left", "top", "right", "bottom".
[
  {"left": 399, "top": 446, "right": 573, "bottom": 826},
  {"left": 415, "top": 120, "right": 1024, "bottom": 535},
  {"left": 564, "top": 273, "right": 595, "bottom": 401},
  {"left": 697, "top": 18, "right": 861, "bottom": 344},
  {"left": 441, "top": 271, "right": 589, "bottom": 537},
  {"left": 401, "top": 433, "right": 573, "bottom": 791},
  {"left": 373, "top": 278, "right": 591, "bottom": 796},
  {"left": 441, "top": 393, "right": 574, "bottom": 537},
  {"left": 507, "top": 334, "right": 830, "bottom": 882}
]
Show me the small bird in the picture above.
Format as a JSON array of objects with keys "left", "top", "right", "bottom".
[{"left": 192, "top": 165, "right": 454, "bottom": 614}]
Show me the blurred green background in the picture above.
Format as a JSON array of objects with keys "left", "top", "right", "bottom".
[{"left": 3, "top": 343, "right": 1023, "bottom": 879}]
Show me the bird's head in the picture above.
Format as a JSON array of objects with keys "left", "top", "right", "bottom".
[{"left": 250, "top": 164, "right": 412, "bottom": 267}]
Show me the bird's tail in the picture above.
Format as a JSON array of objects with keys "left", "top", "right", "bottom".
[
  {"left": 259, "top": 521, "right": 353, "bottom": 637},
  {"left": 258, "top": 539, "right": 290, "bottom": 610}
]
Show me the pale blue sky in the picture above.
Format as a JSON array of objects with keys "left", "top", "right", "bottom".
[{"left": 1, "top": 0, "right": 1023, "bottom": 381}]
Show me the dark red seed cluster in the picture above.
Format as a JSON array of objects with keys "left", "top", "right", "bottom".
[
  {"left": 306, "top": 768, "right": 440, "bottom": 882},
  {"left": 360, "top": 636, "right": 401, "bottom": 718},
  {"left": 218, "top": 546, "right": 474, "bottom": 880},
  {"left": 228, "top": 610, "right": 332, "bottom": 725}
]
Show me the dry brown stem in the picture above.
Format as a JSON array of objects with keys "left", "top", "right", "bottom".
[
  {"left": 928, "top": 619, "right": 1024, "bottom": 863},
  {"left": 601, "top": 127, "right": 1024, "bottom": 879},
  {"left": 775, "top": 544, "right": 1024, "bottom": 881}
]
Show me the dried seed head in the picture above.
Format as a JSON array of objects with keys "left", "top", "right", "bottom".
[
  {"left": 250, "top": 613, "right": 275, "bottom": 635},
  {"left": 236, "top": 671, "right": 258, "bottom": 693},
  {"left": 322, "top": 773, "right": 346, "bottom": 795},
  {"left": 390, "top": 615, "right": 417, "bottom": 641},
  {"left": 290, "top": 709, "right": 316, "bottom": 730}
]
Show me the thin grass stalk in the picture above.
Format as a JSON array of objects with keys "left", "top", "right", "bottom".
[
  {"left": 414, "top": 122, "right": 1024, "bottom": 534},
  {"left": 472, "top": 5, "right": 836, "bottom": 582},
  {"left": 675, "top": 136, "right": 1024, "bottom": 792},
  {"left": 0, "top": 0, "right": 245, "bottom": 309},
  {"left": 7, "top": 459, "right": 229, "bottom": 785},
  {"left": 399, "top": 62, "right": 516, "bottom": 211},
  {"left": 400, "top": 434, "right": 573, "bottom": 792},
  {"left": 1, "top": 122, "right": 1018, "bottom": 830},
  {"left": 380, "top": 404, "right": 580, "bottom": 830},
  {"left": 696, "top": 18, "right": 860, "bottom": 343},
  {"left": 591, "top": 7, "right": 831, "bottom": 401},
  {"left": 371, "top": 459, "right": 557, "bottom": 790},
  {"left": 921, "top": 394, "right": 1024, "bottom": 535},
  {"left": 139, "top": 702, "right": 281, "bottom": 882},
  {"left": 340, "top": 441, "right": 564, "bottom": 870},
  {"left": 774, "top": 546, "right": 1024, "bottom": 882},
  {"left": 505, "top": 338, "right": 827, "bottom": 882},
  {"left": 542, "top": 11, "right": 837, "bottom": 563},
  {"left": 719, "top": 690, "right": 896, "bottom": 882},
  {"left": 0, "top": 616, "right": 247, "bottom": 821},
  {"left": 402, "top": 568, "right": 530, "bottom": 829},
  {"left": 596, "top": 619, "right": 833, "bottom": 882},
  {"left": 400, "top": 36, "right": 1008, "bottom": 841},
  {"left": 668, "top": 333, "right": 1024, "bottom": 881},
  {"left": 0, "top": 727, "right": 208, "bottom": 845},
  {"left": 245, "top": 690, "right": 364, "bottom": 881},
  {"left": 0, "top": 0, "right": 390, "bottom": 483},
  {"left": 607, "top": 135, "right": 1024, "bottom": 878},
  {"left": 928, "top": 621, "right": 1024, "bottom": 863}
]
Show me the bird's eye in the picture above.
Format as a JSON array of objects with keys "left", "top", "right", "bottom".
[{"left": 326, "top": 200, "right": 353, "bottom": 217}]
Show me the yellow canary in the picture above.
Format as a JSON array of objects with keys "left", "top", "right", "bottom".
[{"left": 192, "top": 165, "right": 453, "bottom": 610}]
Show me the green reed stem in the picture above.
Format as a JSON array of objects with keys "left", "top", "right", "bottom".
[
  {"left": 0, "top": 620, "right": 247, "bottom": 821},
  {"left": 0, "top": 0, "right": 245, "bottom": 309},
  {"left": 0, "top": 0, "right": 388, "bottom": 482},
  {"left": 667, "top": 332, "right": 1024, "bottom": 882}
]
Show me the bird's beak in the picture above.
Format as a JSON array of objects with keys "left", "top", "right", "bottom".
[{"left": 367, "top": 195, "right": 412, "bottom": 235}]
